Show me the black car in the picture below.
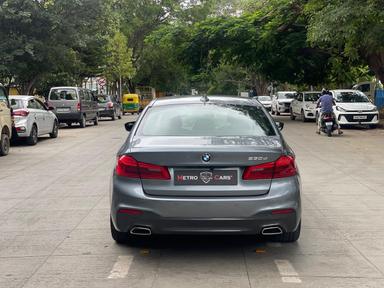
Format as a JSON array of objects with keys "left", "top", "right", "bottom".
[{"left": 97, "top": 95, "right": 122, "bottom": 121}]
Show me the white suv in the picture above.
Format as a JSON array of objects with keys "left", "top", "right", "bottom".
[
  {"left": 290, "top": 91, "right": 321, "bottom": 122},
  {"left": 271, "top": 91, "right": 296, "bottom": 115},
  {"left": 0, "top": 85, "right": 12, "bottom": 156},
  {"left": 316, "top": 90, "right": 379, "bottom": 128}
]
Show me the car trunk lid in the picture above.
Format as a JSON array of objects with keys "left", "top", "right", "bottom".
[{"left": 127, "top": 136, "right": 283, "bottom": 197}]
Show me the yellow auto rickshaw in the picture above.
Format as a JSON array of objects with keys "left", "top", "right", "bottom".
[{"left": 122, "top": 94, "right": 140, "bottom": 115}]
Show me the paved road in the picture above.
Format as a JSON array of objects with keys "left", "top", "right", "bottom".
[{"left": 1, "top": 115, "right": 384, "bottom": 288}]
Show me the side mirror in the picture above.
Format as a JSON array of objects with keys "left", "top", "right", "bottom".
[
  {"left": 276, "top": 122, "right": 284, "bottom": 131},
  {"left": 125, "top": 121, "right": 135, "bottom": 132}
]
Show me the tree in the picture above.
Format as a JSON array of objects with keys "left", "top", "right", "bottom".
[
  {"left": 306, "top": 0, "right": 384, "bottom": 83},
  {"left": 0, "top": 0, "right": 114, "bottom": 94},
  {"left": 104, "top": 32, "right": 136, "bottom": 95}
]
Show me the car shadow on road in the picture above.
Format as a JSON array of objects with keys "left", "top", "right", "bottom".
[
  {"left": 120, "top": 235, "right": 280, "bottom": 251},
  {"left": 11, "top": 136, "right": 53, "bottom": 146}
]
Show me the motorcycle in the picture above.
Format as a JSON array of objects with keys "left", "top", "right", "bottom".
[{"left": 319, "top": 113, "right": 338, "bottom": 137}]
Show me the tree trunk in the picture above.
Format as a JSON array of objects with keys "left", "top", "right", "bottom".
[
  {"left": 250, "top": 73, "right": 269, "bottom": 96},
  {"left": 127, "top": 78, "right": 135, "bottom": 93},
  {"left": 366, "top": 51, "right": 384, "bottom": 84},
  {"left": 19, "top": 76, "right": 38, "bottom": 95}
]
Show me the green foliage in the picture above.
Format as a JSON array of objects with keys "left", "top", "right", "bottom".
[
  {"left": 0, "top": 0, "right": 114, "bottom": 93},
  {"left": 104, "top": 32, "right": 136, "bottom": 82},
  {"left": 306, "top": 0, "right": 384, "bottom": 82}
]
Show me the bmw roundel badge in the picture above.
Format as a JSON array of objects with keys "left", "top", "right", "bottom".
[{"left": 202, "top": 153, "right": 211, "bottom": 162}]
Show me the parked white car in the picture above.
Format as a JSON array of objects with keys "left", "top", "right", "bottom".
[
  {"left": 10, "top": 96, "right": 59, "bottom": 145},
  {"left": 315, "top": 90, "right": 379, "bottom": 128},
  {"left": 290, "top": 91, "right": 321, "bottom": 122},
  {"left": 0, "top": 85, "right": 12, "bottom": 156},
  {"left": 255, "top": 95, "right": 272, "bottom": 111},
  {"left": 271, "top": 91, "right": 296, "bottom": 115}
]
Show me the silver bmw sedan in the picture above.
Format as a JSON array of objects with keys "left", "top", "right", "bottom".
[{"left": 110, "top": 96, "right": 301, "bottom": 243}]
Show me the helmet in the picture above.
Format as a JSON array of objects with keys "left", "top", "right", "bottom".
[{"left": 322, "top": 88, "right": 329, "bottom": 95}]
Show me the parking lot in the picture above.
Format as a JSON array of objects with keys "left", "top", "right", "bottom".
[{"left": 1, "top": 115, "right": 384, "bottom": 288}]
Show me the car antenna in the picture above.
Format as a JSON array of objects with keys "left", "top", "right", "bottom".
[{"left": 200, "top": 94, "right": 209, "bottom": 104}]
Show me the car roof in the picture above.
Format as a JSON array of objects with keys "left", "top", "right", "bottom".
[
  {"left": 50, "top": 86, "right": 80, "bottom": 90},
  {"left": 330, "top": 89, "right": 360, "bottom": 93},
  {"left": 9, "top": 95, "right": 34, "bottom": 100},
  {"left": 301, "top": 91, "right": 321, "bottom": 93},
  {"left": 150, "top": 95, "right": 262, "bottom": 107}
]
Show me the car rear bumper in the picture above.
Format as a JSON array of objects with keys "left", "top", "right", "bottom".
[
  {"left": 13, "top": 118, "right": 30, "bottom": 137},
  {"left": 110, "top": 175, "right": 301, "bottom": 235},
  {"left": 99, "top": 109, "right": 114, "bottom": 117},
  {"left": 55, "top": 112, "right": 82, "bottom": 123}
]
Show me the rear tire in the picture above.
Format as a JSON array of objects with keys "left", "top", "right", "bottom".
[
  {"left": 110, "top": 217, "right": 129, "bottom": 244},
  {"left": 278, "top": 222, "right": 301, "bottom": 243},
  {"left": 79, "top": 115, "right": 86, "bottom": 128},
  {"left": 93, "top": 115, "right": 99, "bottom": 126},
  {"left": 0, "top": 132, "right": 10, "bottom": 156},
  {"left": 50, "top": 121, "right": 58, "bottom": 138},
  {"left": 111, "top": 111, "right": 116, "bottom": 121},
  {"left": 327, "top": 126, "right": 332, "bottom": 137},
  {"left": 27, "top": 125, "right": 38, "bottom": 146}
]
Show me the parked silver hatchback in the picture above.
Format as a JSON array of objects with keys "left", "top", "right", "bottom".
[
  {"left": 110, "top": 96, "right": 301, "bottom": 244},
  {"left": 10, "top": 96, "right": 58, "bottom": 145},
  {"left": 48, "top": 87, "right": 99, "bottom": 128}
]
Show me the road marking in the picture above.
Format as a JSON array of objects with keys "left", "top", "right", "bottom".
[
  {"left": 274, "top": 259, "right": 302, "bottom": 283},
  {"left": 108, "top": 255, "right": 134, "bottom": 279}
]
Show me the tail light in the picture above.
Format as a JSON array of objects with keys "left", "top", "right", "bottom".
[
  {"left": 12, "top": 109, "right": 29, "bottom": 117},
  {"left": 116, "top": 155, "right": 170, "bottom": 180},
  {"left": 107, "top": 102, "right": 114, "bottom": 109},
  {"left": 243, "top": 155, "right": 297, "bottom": 180},
  {"left": 77, "top": 102, "right": 81, "bottom": 111}
]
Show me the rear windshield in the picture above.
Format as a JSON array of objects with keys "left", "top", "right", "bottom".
[
  {"left": 334, "top": 91, "right": 369, "bottom": 103},
  {"left": 137, "top": 103, "right": 276, "bottom": 137},
  {"left": 304, "top": 93, "right": 320, "bottom": 102},
  {"left": 49, "top": 89, "right": 78, "bottom": 100},
  {"left": 10, "top": 99, "right": 24, "bottom": 109},
  {"left": 97, "top": 95, "right": 110, "bottom": 103}
]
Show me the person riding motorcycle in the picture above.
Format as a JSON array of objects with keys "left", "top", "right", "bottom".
[{"left": 316, "top": 89, "right": 343, "bottom": 135}]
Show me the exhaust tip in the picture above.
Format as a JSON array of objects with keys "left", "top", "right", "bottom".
[
  {"left": 261, "top": 226, "right": 283, "bottom": 236},
  {"left": 130, "top": 226, "right": 152, "bottom": 236}
]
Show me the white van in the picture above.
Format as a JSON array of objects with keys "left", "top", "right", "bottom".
[{"left": 0, "top": 85, "right": 12, "bottom": 156}]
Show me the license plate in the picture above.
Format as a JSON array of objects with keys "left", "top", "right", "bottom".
[
  {"left": 325, "top": 121, "right": 333, "bottom": 126},
  {"left": 174, "top": 170, "right": 238, "bottom": 186},
  {"left": 56, "top": 108, "right": 70, "bottom": 113},
  {"left": 98, "top": 108, "right": 105, "bottom": 111},
  {"left": 353, "top": 115, "right": 367, "bottom": 120}
]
